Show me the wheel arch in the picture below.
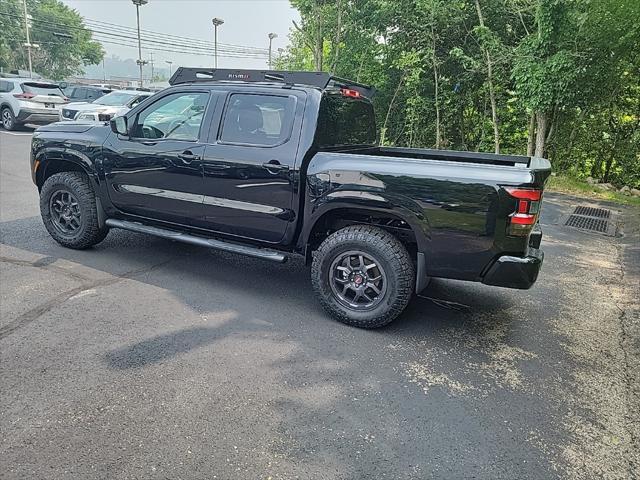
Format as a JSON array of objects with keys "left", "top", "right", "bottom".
[
  {"left": 300, "top": 205, "right": 428, "bottom": 260},
  {"left": 36, "top": 154, "right": 98, "bottom": 191}
]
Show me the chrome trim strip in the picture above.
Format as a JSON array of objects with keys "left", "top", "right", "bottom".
[{"left": 117, "top": 184, "right": 284, "bottom": 215}]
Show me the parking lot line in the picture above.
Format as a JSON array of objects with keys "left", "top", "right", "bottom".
[{"left": 0, "top": 130, "right": 33, "bottom": 136}]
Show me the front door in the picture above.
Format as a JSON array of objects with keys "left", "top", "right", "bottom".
[
  {"left": 103, "top": 90, "right": 211, "bottom": 226},
  {"left": 197, "top": 91, "right": 303, "bottom": 243}
]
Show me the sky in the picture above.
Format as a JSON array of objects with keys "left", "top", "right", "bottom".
[{"left": 60, "top": 0, "right": 300, "bottom": 74}]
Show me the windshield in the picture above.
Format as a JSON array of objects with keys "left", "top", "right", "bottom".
[
  {"left": 22, "top": 83, "right": 65, "bottom": 97},
  {"left": 94, "top": 91, "right": 138, "bottom": 106}
]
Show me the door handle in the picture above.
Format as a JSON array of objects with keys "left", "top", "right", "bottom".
[
  {"left": 178, "top": 151, "right": 200, "bottom": 163},
  {"left": 262, "top": 160, "right": 289, "bottom": 173}
]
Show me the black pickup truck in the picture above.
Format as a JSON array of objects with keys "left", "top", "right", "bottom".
[{"left": 30, "top": 68, "right": 551, "bottom": 328}]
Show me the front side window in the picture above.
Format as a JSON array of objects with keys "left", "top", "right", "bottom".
[
  {"left": 128, "top": 95, "right": 149, "bottom": 108},
  {"left": 220, "top": 93, "right": 295, "bottom": 147},
  {"left": 131, "top": 92, "right": 208, "bottom": 141}
]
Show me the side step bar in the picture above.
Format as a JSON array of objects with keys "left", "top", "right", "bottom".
[{"left": 105, "top": 219, "right": 288, "bottom": 263}]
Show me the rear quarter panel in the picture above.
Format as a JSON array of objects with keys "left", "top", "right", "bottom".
[{"left": 303, "top": 152, "right": 541, "bottom": 280}]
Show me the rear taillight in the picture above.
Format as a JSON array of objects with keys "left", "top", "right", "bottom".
[
  {"left": 14, "top": 92, "right": 36, "bottom": 99},
  {"left": 505, "top": 187, "right": 542, "bottom": 236}
]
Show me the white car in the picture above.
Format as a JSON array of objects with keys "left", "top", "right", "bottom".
[
  {"left": 60, "top": 90, "right": 152, "bottom": 122},
  {"left": 0, "top": 78, "right": 67, "bottom": 130}
]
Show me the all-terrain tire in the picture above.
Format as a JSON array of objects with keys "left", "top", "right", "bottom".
[
  {"left": 40, "top": 171, "right": 109, "bottom": 249},
  {"left": 311, "top": 225, "right": 415, "bottom": 328},
  {"left": 1, "top": 107, "right": 17, "bottom": 131}
]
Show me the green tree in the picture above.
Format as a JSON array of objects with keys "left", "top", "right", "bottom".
[
  {"left": 281, "top": 0, "right": 639, "bottom": 186},
  {"left": 0, "top": 0, "right": 103, "bottom": 79}
]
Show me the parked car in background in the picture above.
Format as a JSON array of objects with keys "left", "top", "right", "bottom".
[
  {"left": 60, "top": 90, "right": 152, "bottom": 122},
  {"left": 0, "top": 78, "right": 67, "bottom": 130},
  {"left": 90, "top": 83, "right": 120, "bottom": 90},
  {"left": 123, "top": 86, "right": 152, "bottom": 92},
  {"left": 63, "top": 85, "right": 112, "bottom": 102}
]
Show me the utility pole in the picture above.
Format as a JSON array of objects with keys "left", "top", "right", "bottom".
[
  {"left": 212, "top": 18, "right": 224, "bottom": 69},
  {"left": 132, "top": 0, "right": 148, "bottom": 87},
  {"left": 165, "top": 60, "right": 173, "bottom": 79},
  {"left": 148, "top": 52, "right": 155, "bottom": 82},
  {"left": 103, "top": 57, "right": 106, "bottom": 82},
  {"left": 22, "top": 0, "right": 33, "bottom": 78},
  {"left": 268, "top": 33, "right": 278, "bottom": 70}
]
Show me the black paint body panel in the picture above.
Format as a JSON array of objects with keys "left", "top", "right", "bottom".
[{"left": 31, "top": 82, "right": 551, "bottom": 287}]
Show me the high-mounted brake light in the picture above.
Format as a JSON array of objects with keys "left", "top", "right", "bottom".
[
  {"left": 341, "top": 88, "right": 361, "bottom": 99},
  {"left": 14, "top": 92, "right": 36, "bottom": 99},
  {"left": 504, "top": 187, "right": 543, "bottom": 236}
]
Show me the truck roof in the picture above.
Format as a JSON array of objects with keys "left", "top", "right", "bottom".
[{"left": 168, "top": 68, "right": 375, "bottom": 99}]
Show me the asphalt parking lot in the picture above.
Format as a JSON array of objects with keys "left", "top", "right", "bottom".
[{"left": 1, "top": 128, "right": 638, "bottom": 480}]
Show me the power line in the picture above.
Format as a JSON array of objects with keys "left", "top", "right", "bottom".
[
  {"left": 0, "top": 10, "right": 270, "bottom": 59},
  {"left": 83, "top": 17, "right": 268, "bottom": 53}
]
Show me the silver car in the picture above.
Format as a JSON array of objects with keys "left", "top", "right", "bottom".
[
  {"left": 60, "top": 90, "right": 152, "bottom": 122},
  {"left": 0, "top": 78, "right": 67, "bottom": 130}
]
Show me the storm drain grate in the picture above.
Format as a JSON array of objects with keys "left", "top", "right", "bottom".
[
  {"left": 561, "top": 205, "right": 617, "bottom": 236},
  {"left": 565, "top": 215, "right": 609, "bottom": 233},
  {"left": 573, "top": 206, "right": 611, "bottom": 219}
]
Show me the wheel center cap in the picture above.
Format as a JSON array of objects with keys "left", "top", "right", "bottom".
[{"left": 353, "top": 274, "right": 364, "bottom": 286}]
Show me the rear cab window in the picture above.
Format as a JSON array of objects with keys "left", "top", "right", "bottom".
[
  {"left": 21, "top": 82, "right": 65, "bottom": 97},
  {"left": 316, "top": 93, "right": 377, "bottom": 148},
  {"left": 219, "top": 93, "right": 296, "bottom": 147}
]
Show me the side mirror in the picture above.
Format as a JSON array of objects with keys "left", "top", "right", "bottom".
[{"left": 110, "top": 116, "right": 128, "bottom": 135}]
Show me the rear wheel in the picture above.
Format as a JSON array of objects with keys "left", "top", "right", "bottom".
[
  {"left": 1, "top": 107, "right": 16, "bottom": 131},
  {"left": 311, "top": 225, "right": 415, "bottom": 328},
  {"left": 40, "top": 172, "right": 109, "bottom": 249}
]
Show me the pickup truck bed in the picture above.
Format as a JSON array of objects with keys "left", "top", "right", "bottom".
[{"left": 30, "top": 68, "right": 551, "bottom": 328}]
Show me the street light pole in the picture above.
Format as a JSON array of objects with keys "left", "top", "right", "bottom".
[
  {"left": 22, "top": 0, "right": 33, "bottom": 78},
  {"left": 212, "top": 18, "right": 224, "bottom": 69},
  {"left": 132, "top": 0, "right": 148, "bottom": 87},
  {"left": 268, "top": 33, "right": 278, "bottom": 70},
  {"left": 166, "top": 60, "right": 173, "bottom": 79}
]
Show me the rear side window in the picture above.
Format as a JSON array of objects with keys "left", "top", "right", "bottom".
[
  {"left": 220, "top": 93, "right": 295, "bottom": 147},
  {"left": 86, "top": 89, "right": 103, "bottom": 100},
  {"left": 0, "top": 80, "right": 14, "bottom": 92},
  {"left": 22, "top": 82, "right": 65, "bottom": 97},
  {"left": 316, "top": 94, "right": 377, "bottom": 148}
]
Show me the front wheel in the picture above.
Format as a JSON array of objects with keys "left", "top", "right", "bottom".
[
  {"left": 40, "top": 171, "right": 109, "bottom": 249},
  {"left": 311, "top": 225, "right": 415, "bottom": 328}
]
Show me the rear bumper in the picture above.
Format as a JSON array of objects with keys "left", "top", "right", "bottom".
[
  {"left": 482, "top": 247, "right": 544, "bottom": 289},
  {"left": 16, "top": 108, "right": 60, "bottom": 125}
]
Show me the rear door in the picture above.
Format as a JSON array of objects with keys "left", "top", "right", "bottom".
[
  {"left": 102, "top": 89, "right": 214, "bottom": 225},
  {"left": 197, "top": 89, "right": 305, "bottom": 243}
]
